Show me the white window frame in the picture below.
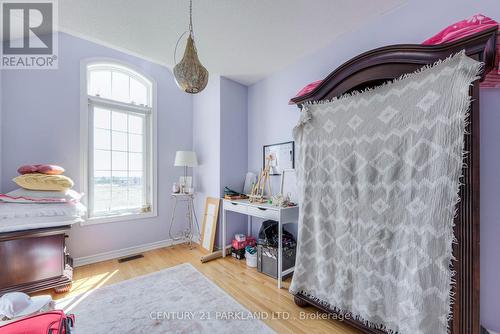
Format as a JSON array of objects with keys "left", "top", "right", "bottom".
[{"left": 80, "top": 58, "right": 158, "bottom": 225}]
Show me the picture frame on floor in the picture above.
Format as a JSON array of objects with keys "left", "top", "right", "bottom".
[{"left": 200, "top": 197, "right": 220, "bottom": 253}]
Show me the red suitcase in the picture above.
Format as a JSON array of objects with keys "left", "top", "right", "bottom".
[{"left": 0, "top": 310, "right": 75, "bottom": 334}]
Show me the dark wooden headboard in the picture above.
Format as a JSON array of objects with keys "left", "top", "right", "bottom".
[{"left": 290, "top": 27, "right": 498, "bottom": 334}]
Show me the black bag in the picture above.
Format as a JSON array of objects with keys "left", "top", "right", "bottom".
[{"left": 257, "top": 220, "right": 296, "bottom": 249}]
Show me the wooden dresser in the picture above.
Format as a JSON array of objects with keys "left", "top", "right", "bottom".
[{"left": 0, "top": 226, "right": 73, "bottom": 294}]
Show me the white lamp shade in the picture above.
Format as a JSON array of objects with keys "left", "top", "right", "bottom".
[{"left": 174, "top": 151, "right": 198, "bottom": 167}]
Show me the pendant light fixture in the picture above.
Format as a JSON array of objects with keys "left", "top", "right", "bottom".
[{"left": 173, "top": 0, "right": 209, "bottom": 94}]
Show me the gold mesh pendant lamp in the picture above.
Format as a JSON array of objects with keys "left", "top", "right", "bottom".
[{"left": 173, "top": 0, "right": 209, "bottom": 94}]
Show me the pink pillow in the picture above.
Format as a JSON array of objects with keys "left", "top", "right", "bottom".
[
  {"left": 17, "top": 165, "right": 39, "bottom": 174},
  {"left": 289, "top": 80, "right": 322, "bottom": 104},
  {"left": 290, "top": 14, "right": 499, "bottom": 103},
  {"left": 17, "top": 164, "right": 65, "bottom": 175},
  {"left": 423, "top": 14, "right": 500, "bottom": 89},
  {"left": 37, "top": 165, "right": 65, "bottom": 175}
]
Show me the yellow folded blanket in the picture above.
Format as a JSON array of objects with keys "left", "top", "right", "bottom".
[{"left": 14, "top": 173, "right": 74, "bottom": 191}]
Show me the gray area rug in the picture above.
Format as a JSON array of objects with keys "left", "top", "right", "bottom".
[{"left": 56, "top": 263, "right": 275, "bottom": 334}]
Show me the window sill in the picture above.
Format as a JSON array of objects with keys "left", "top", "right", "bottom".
[{"left": 80, "top": 211, "right": 157, "bottom": 226}]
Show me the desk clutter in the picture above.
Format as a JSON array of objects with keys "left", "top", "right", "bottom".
[
  {"left": 231, "top": 235, "right": 256, "bottom": 260},
  {"left": 232, "top": 166, "right": 297, "bottom": 208},
  {"left": 223, "top": 187, "right": 248, "bottom": 200},
  {"left": 230, "top": 220, "right": 297, "bottom": 278}
]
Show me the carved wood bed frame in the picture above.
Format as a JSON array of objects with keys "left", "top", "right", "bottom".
[{"left": 289, "top": 27, "right": 498, "bottom": 334}]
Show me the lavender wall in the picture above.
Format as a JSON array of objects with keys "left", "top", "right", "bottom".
[
  {"left": 220, "top": 77, "right": 248, "bottom": 245},
  {"left": 247, "top": 0, "right": 499, "bottom": 330},
  {"left": 193, "top": 75, "right": 222, "bottom": 241},
  {"left": 193, "top": 76, "right": 248, "bottom": 248},
  {"left": 479, "top": 88, "right": 500, "bottom": 331},
  {"left": 1, "top": 32, "right": 193, "bottom": 259},
  {"left": 0, "top": 69, "right": 3, "bottom": 188},
  {"left": 220, "top": 77, "right": 248, "bottom": 196}
]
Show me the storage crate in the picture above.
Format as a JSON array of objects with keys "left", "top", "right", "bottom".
[
  {"left": 231, "top": 247, "right": 245, "bottom": 260},
  {"left": 257, "top": 244, "right": 296, "bottom": 279},
  {"left": 232, "top": 236, "right": 257, "bottom": 250}
]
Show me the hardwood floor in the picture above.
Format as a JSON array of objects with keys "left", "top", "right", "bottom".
[{"left": 36, "top": 243, "right": 360, "bottom": 334}]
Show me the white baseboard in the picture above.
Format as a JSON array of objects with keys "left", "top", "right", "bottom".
[{"left": 73, "top": 238, "right": 198, "bottom": 267}]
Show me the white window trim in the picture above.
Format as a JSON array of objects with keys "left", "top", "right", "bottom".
[{"left": 80, "top": 58, "right": 158, "bottom": 225}]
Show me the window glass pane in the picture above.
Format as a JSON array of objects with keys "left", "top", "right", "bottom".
[
  {"left": 112, "top": 111, "right": 128, "bottom": 132},
  {"left": 129, "top": 134, "right": 143, "bottom": 153},
  {"left": 128, "top": 114, "right": 143, "bottom": 134},
  {"left": 93, "top": 171, "right": 111, "bottom": 213},
  {"left": 129, "top": 153, "right": 143, "bottom": 171},
  {"left": 128, "top": 187, "right": 143, "bottom": 208},
  {"left": 112, "top": 151, "right": 128, "bottom": 171},
  {"left": 111, "top": 171, "right": 128, "bottom": 211},
  {"left": 111, "top": 71, "right": 130, "bottom": 103},
  {"left": 94, "top": 170, "right": 111, "bottom": 187},
  {"left": 89, "top": 70, "right": 111, "bottom": 98},
  {"left": 94, "top": 129, "right": 110, "bottom": 150},
  {"left": 112, "top": 131, "right": 128, "bottom": 151},
  {"left": 130, "top": 77, "right": 148, "bottom": 106},
  {"left": 94, "top": 107, "right": 111, "bottom": 129},
  {"left": 129, "top": 171, "right": 144, "bottom": 208},
  {"left": 129, "top": 171, "right": 143, "bottom": 186},
  {"left": 94, "top": 150, "right": 111, "bottom": 170}
]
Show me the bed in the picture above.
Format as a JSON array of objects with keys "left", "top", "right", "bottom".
[{"left": 289, "top": 27, "right": 498, "bottom": 334}]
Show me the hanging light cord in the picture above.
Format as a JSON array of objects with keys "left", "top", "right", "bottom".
[
  {"left": 188, "top": 0, "right": 193, "bottom": 35},
  {"left": 173, "top": 0, "right": 196, "bottom": 65}
]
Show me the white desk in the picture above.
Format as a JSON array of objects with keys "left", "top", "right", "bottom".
[{"left": 221, "top": 199, "right": 299, "bottom": 289}]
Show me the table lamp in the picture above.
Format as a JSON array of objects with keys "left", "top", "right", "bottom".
[{"left": 174, "top": 151, "right": 198, "bottom": 193}]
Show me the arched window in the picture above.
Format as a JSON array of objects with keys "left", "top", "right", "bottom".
[
  {"left": 84, "top": 61, "right": 156, "bottom": 222},
  {"left": 87, "top": 63, "right": 151, "bottom": 106}
]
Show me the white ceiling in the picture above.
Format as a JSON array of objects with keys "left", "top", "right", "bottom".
[{"left": 58, "top": 0, "right": 407, "bottom": 85}]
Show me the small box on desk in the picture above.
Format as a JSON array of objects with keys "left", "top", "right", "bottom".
[{"left": 257, "top": 244, "right": 296, "bottom": 279}]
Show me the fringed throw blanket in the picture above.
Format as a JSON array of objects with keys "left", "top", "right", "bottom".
[{"left": 290, "top": 51, "right": 482, "bottom": 334}]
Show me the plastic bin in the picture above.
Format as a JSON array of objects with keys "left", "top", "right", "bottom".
[
  {"left": 246, "top": 250, "right": 257, "bottom": 267},
  {"left": 257, "top": 244, "right": 296, "bottom": 279}
]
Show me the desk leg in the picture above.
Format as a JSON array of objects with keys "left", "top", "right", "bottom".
[
  {"left": 222, "top": 208, "right": 227, "bottom": 258},
  {"left": 278, "top": 218, "right": 283, "bottom": 289}
]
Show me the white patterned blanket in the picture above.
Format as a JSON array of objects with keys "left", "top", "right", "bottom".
[{"left": 289, "top": 51, "right": 482, "bottom": 334}]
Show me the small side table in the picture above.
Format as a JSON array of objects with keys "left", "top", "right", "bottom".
[{"left": 168, "top": 193, "right": 200, "bottom": 248}]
